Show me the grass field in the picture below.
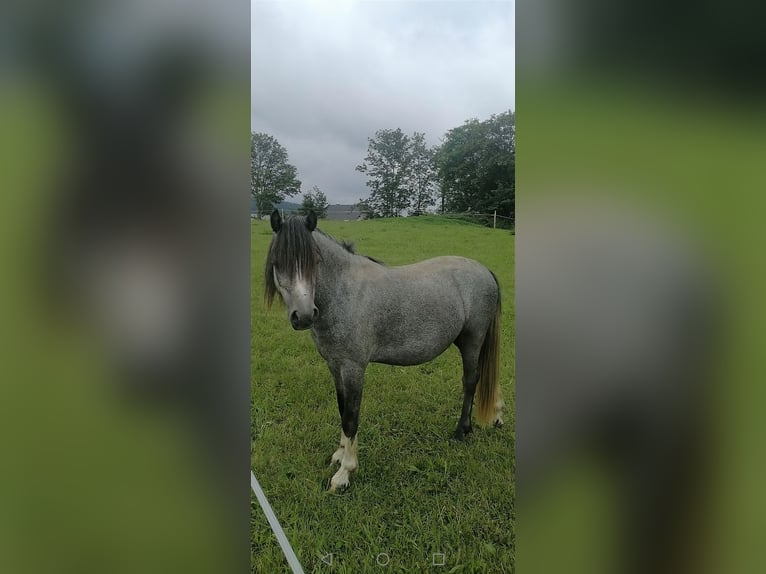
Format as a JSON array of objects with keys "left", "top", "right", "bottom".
[
  {"left": 251, "top": 216, "right": 515, "bottom": 573},
  {"left": 515, "top": 86, "right": 766, "bottom": 573}
]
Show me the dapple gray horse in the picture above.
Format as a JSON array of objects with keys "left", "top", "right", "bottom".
[{"left": 265, "top": 210, "right": 504, "bottom": 491}]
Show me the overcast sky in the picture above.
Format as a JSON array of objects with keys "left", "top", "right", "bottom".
[{"left": 252, "top": 0, "right": 515, "bottom": 205}]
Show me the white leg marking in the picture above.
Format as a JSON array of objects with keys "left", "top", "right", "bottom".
[
  {"left": 331, "top": 432, "right": 346, "bottom": 465},
  {"left": 493, "top": 395, "right": 505, "bottom": 427},
  {"left": 330, "top": 434, "right": 358, "bottom": 491}
]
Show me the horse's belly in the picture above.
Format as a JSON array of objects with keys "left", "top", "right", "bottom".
[
  {"left": 371, "top": 344, "right": 451, "bottom": 366},
  {"left": 370, "top": 323, "right": 460, "bottom": 366}
]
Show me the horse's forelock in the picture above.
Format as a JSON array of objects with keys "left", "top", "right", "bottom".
[
  {"left": 264, "top": 242, "right": 278, "bottom": 307},
  {"left": 264, "top": 216, "right": 318, "bottom": 306}
]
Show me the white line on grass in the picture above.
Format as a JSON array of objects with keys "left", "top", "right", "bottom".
[{"left": 250, "top": 471, "right": 305, "bottom": 574}]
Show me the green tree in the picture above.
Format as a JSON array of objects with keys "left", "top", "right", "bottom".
[
  {"left": 354, "top": 198, "right": 377, "bottom": 220},
  {"left": 250, "top": 132, "right": 301, "bottom": 218},
  {"left": 298, "top": 185, "right": 329, "bottom": 219},
  {"left": 356, "top": 128, "right": 412, "bottom": 218},
  {"left": 407, "top": 131, "right": 438, "bottom": 215},
  {"left": 435, "top": 111, "right": 515, "bottom": 227}
]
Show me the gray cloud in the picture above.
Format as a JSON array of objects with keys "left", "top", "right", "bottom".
[{"left": 252, "top": 0, "right": 515, "bottom": 205}]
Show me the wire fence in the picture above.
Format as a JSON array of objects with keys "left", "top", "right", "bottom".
[
  {"left": 252, "top": 209, "right": 514, "bottom": 230},
  {"left": 437, "top": 211, "right": 514, "bottom": 229}
]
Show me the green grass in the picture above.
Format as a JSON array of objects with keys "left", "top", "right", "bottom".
[
  {"left": 515, "top": 82, "right": 766, "bottom": 574},
  {"left": 251, "top": 216, "right": 515, "bottom": 573}
]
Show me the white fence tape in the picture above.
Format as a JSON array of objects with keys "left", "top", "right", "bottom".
[{"left": 251, "top": 471, "right": 305, "bottom": 574}]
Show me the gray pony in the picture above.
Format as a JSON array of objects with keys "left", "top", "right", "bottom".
[{"left": 265, "top": 210, "right": 504, "bottom": 491}]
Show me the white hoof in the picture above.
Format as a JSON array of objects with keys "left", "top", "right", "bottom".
[
  {"left": 331, "top": 447, "right": 345, "bottom": 465},
  {"left": 329, "top": 469, "right": 350, "bottom": 491},
  {"left": 328, "top": 433, "right": 357, "bottom": 490}
]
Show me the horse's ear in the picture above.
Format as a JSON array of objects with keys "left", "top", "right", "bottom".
[
  {"left": 306, "top": 210, "right": 317, "bottom": 232},
  {"left": 270, "top": 209, "right": 282, "bottom": 233}
]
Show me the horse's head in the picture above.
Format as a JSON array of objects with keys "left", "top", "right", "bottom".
[{"left": 265, "top": 210, "right": 319, "bottom": 330}]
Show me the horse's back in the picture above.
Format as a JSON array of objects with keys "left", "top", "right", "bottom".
[{"left": 399, "top": 255, "right": 496, "bottom": 288}]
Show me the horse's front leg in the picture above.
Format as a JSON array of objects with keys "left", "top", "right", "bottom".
[
  {"left": 331, "top": 431, "right": 345, "bottom": 465},
  {"left": 328, "top": 363, "right": 346, "bottom": 465},
  {"left": 329, "top": 362, "right": 365, "bottom": 492},
  {"left": 330, "top": 376, "right": 346, "bottom": 464}
]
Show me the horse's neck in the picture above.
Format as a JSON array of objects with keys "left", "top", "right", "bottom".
[{"left": 313, "top": 233, "right": 353, "bottom": 302}]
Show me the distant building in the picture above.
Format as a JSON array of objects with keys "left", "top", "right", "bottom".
[
  {"left": 249, "top": 199, "right": 368, "bottom": 221},
  {"left": 325, "top": 204, "right": 366, "bottom": 221}
]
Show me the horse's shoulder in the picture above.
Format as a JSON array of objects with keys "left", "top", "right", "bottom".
[{"left": 312, "top": 323, "right": 368, "bottom": 362}]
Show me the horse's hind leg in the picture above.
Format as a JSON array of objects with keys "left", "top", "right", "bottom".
[
  {"left": 493, "top": 394, "right": 505, "bottom": 427},
  {"left": 330, "top": 362, "right": 365, "bottom": 492},
  {"left": 453, "top": 337, "right": 481, "bottom": 441}
]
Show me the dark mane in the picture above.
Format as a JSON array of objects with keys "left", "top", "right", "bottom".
[
  {"left": 317, "top": 229, "right": 385, "bottom": 265},
  {"left": 363, "top": 254, "right": 385, "bottom": 265},
  {"left": 264, "top": 215, "right": 320, "bottom": 307}
]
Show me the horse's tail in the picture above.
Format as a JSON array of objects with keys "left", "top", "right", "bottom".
[{"left": 476, "top": 274, "right": 502, "bottom": 427}]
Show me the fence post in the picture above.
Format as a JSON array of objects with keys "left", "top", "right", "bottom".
[{"left": 493, "top": 210, "right": 497, "bottom": 229}]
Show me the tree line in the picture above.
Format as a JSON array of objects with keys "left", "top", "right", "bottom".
[{"left": 251, "top": 110, "right": 514, "bottom": 227}]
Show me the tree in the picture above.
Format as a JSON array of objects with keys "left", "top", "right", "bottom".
[
  {"left": 435, "top": 111, "right": 514, "bottom": 227},
  {"left": 407, "top": 132, "right": 438, "bottom": 215},
  {"left": 356, "top": 128, "right": 412, "bottom": 218},
  {"left": 251, "top": 132, "right": 301, "bottom": 218},
  {"left": 298, "top": 185, "right": 329, "bottom": 219},
  {"left": 354, "top": 198, "right": 377, "bottom": 220}
]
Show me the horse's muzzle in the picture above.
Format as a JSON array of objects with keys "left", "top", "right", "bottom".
[{"left": 290, "top": 307, "right": 318, "bottom": 330}]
